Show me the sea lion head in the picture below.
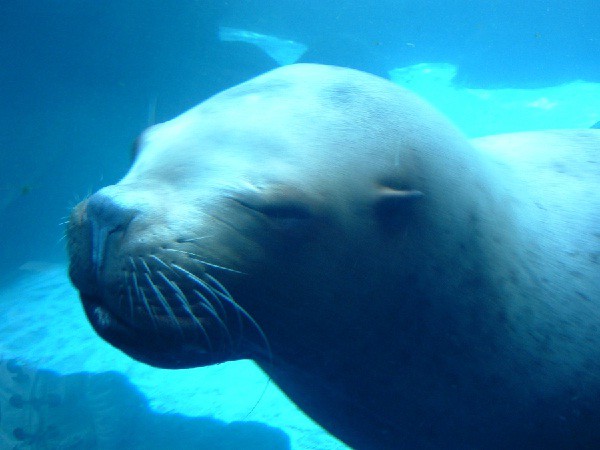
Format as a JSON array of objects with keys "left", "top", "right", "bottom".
[{"left": 67, "top": 64, "right": 482, "bottom": 369}]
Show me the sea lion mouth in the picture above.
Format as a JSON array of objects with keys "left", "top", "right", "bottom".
[
  {"left": 72, "top": 256, "right": 250, "bottom": 368},
  {"left": 78, "top": 288, "right": 219, "bottom": 369}
]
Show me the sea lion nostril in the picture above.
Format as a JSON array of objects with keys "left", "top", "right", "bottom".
[{"left": 86, "top": 193, "right": 138, "bottom": 271}]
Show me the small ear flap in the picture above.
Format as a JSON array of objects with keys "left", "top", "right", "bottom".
[{"left": 373, "top": 186, "right": 423, "bottom": 222}]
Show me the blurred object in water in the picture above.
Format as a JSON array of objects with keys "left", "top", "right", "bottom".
[{"left": 219, "top": 27, "right": 307, "bottom": 66}]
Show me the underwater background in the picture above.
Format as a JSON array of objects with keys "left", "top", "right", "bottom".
[{"left": 0, "top": 1, "right": 598, "bottom": 448}]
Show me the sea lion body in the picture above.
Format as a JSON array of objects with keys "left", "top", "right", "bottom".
[{"left": 67, "top": 64, "right": 600, "bottom": 448}]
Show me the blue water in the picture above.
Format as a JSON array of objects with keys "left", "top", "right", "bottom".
[{"left": 0, "top": 1, "right": 599, "bottom": 448}]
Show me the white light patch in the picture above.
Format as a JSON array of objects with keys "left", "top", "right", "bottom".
[
  {"left": 218, "top": 26, "right": 307, "bottom": 66},
  {"left": 93, "top": 306, "right": 111, "bottom": 328}
]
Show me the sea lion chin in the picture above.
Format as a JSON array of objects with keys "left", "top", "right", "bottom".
[{"left": 67, "top": 63, "right": 600, "bottom": 449}]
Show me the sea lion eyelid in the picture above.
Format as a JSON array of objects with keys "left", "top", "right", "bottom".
[
  {"left": 233, "top": 197, "right": 313, "bottom": 220},
  {"left": 256, "top": 202, "right": 313, "bottom": 220}
]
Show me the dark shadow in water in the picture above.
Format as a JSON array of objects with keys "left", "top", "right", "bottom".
[{"left": 0, "top": 359, "right": 290, "bottom": 449}]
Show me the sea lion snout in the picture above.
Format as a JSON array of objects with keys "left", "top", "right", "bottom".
[
  {"left": 67, "top": 184, "right": 265, "bottom": 369},
  {"left": 85, "top": 192, "right": 139, "bottom": 272}
]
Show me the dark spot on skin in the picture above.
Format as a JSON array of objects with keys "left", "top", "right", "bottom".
[
  {"left": 468, "top": 210, "right": 479, "bottom": 225},
  {"left": 323, "top": 83, "right": 361, "bottom": 106},
  {"left": 589, "top": 252, "right": 600, "bottom": 264},
  {"left": 576, "top": 292, "right": 591, "bottom": 301}
]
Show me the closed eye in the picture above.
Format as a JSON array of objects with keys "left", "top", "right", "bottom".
[
  {"left": 231, "top": 197, "right": 316, "bottom": 235},
  {"left": 256, "top": 203, "right": 313, "bottom": 220}
]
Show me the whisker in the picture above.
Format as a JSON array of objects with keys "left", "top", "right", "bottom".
[
  {"left": 157, "top": 271, "right": 213, "bottom": 351},
  {"left": 156, "top": 271, "right": 200, "bottom": 319},
  {"left": 140, "top": 290, "right": 157, "bottom": 329},
  {"left": 125, "top": 284, "right": 134, "bottom": 320},
  {"left": 171, "top": 263, "right": 228, "bottom": 321},
  {"left": 193, "top": 290, "right": 221, "bottom": 321},
  {"left": 132, "top": 271, "right": 156, "bottom": 328},
  {"left": 204, "top": 273, "right": 272, "bottom": 363},
  {"left": 202, "top": 272, "right": 243, "bottom": 339},
  {"left": 128, "top": 259, "right": 137, "bottom": 306},
  {"left": 128, "top": 293, "right": 134, "bottom": 320},
  {"left": 128, "top": 258, "right": 139, "bottom": 319},
  {"left": 164, "top": 248, "right": 245, "bottom": 274},
  {"left": 193, "top": 284, "right": 227, "bottom": 323},
  {"left": 144, "top": 273, "right": 182, "bottom": 335},
  {"left": 203, "top": 273, "right": 232, "bottom": 298},
  {"left": 115, "top": 268, "right": 132, "bottom": 320},
  {"left": 193, "top": 290, "right": 233, "bottom": 349},
  {"left": 167, "top": 263, "right": 269, "bottom": 359},
  {"left": 66, "top": 191, "right": 91, "bottom": 211},
  {"left": 139, "top": 257, "right": 151, "bottom": 274},
  {"left": 149, "top": 254, "right": 177, "bottom": 275}
]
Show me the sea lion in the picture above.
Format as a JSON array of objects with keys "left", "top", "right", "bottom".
[{"left": 67, "top": 64, "right": 600, "bottom": 449}]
